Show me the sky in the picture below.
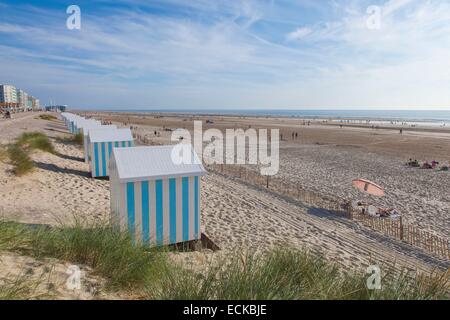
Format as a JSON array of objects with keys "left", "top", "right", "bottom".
[{"left": 0, "top": 0, "right": 449, "bottom": 110}]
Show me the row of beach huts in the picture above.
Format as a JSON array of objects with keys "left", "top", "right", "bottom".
[{"left": 61, "top": 113, "right": 206, "bottom": 247}]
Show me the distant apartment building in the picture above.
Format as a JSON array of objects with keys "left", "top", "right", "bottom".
[
  {"left": 0, "top": 84, "right": 18, "bottom": 103},
  {"left": 28, "top": 95, "right": 40, "bottom": 110},
  {"left": 1, "top": 84, "right": 41, "bottom": 111},
  {"left": 16, "top": 89, "right": 29, "bottom": 109}
]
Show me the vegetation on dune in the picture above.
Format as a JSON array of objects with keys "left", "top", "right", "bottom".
[
  {"left": 148, "top": 248, "right": 449, "bottom": 300},
  {"left": 0, "top": 274, "right": 45, "bottom": 300},
  {"left": 72, "top": 132, "right": 84, "bottom": 145},
  {"left": 0, "top": 220, "right": 447, "bottom": 300},
  {"left": 16, "top": 132, "right": 55, "bottom": 154},
  {"left": 56, "top": 132, "right": 83, "bottom": 146},
  {"left": 29, "top": 224, "right": 166, "bottom": 289},
  {"left": 0, "top": 146, "right": 8, "bottom": 163},
  {"left": 2, "top": 132, "right": 56, "bottom": 175},
  {"left": 0, "top": 221, "right": 166, "bottom": 290},
  {"left": 37, "top": 114, "right": 57, "bottom": 121},
  {"left": 7, "top": 144, "right": 34, "bottom": 176}
]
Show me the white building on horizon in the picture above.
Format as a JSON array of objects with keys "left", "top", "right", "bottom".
[
  {"left": 0, "top": 84, "right": 18, "bottom": 104},
  {"left": 16, "top": 89, "right": 28, "bottom": 109}
]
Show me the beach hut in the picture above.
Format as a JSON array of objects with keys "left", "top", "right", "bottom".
[
  {"left": 71, "top": 117, "right": 90, "bottom": 134},
  {"left": 88, "top": 128, "right": 134, "bottom": 178},
  {"left": 82, "top": 124, "right": 117, "bottom": 163},
  {"left": 61, "top": 113, "right": 78, "bottom": 132},
  {"left": 109, "top": 145, "right": 207, "bottom": 246},
  {"left": 64, "top": 114, "right": 84, "bottom": 133}
]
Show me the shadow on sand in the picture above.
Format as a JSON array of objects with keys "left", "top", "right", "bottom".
[
  {"left": 55, "top": 151, "right": 85, "bottom": 163},
  {"left": 35, "top": 161, "right": 91, "bottom": 178}
]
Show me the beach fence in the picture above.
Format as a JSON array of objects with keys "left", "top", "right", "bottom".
[
  {"left": 351, "top": 212, "right": 449, "bottom": 260},
  {"left": 88, "top": 128, "right": 134, "bottom": 178},
  {"left": 205, "top": 162, "right": 449, "bottom": 260},
  {"left": 109, "top": 145, "right": 206, "bottom": 247}
]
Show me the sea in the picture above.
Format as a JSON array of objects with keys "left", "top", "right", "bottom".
[{"left": 102, "top": 109, "right": 450, "bottom": 125}]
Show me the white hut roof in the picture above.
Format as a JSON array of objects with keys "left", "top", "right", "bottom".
[
  {"left": 83, "top": 124, "right": 117, "bottom": 136},
  {"left": 111, "top": 145, "right": 206, "bottom": 183},
  {"left": 89, "top": 128, "right": 133, "bottom": 143},
  {"left": 78, "top": 119, "right": 101, "bottom": 129}
]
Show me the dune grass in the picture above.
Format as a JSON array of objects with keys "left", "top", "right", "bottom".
[
  {"left": 0, "top": 221, "right": 167, "bottom": 290},
  {"left": 3, "top": 132, "right": 56, "bottom": 175},
  {"left": 7, "top": 144, "right": 34, "bottom": 176},
  {"left": 147, "top": 249, "right": 449, "bottom": 300},
  {"left": 56, "top": 132, "right": 83, "bottom": 146},
  {"left": 0, "top": 146, "right": 9, "bottom": 163},
  {"left": 38, "top": 114, "right": 57, "bottom": 121},
  {"left": 16, "top": 132, "right": 55, "bottom": 154},
  {"left": 72, "top": 132, "right": 84, "bottom": 145},
  {"left": 0, "top": 220, "right": 447, "bottom": 299},
  {"left": 0, "top": 274, "right": 45, "bottom": 300}
]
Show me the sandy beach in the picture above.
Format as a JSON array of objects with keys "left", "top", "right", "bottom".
[
  {"left": 0, "top": 112, "right": 448, "bottom": 283},
  {"left": 91, "top": 112, "right": 450, "bottom": 237}
]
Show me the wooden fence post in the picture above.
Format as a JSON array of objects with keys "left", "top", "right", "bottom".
[{"left": 399, "top": 216, "right": 404, "bottom": 241}]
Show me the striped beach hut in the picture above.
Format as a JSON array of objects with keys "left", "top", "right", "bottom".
[
  {"left": 109, "top": 145, "right": 207, "bottom": 246},
  {"left": 61, "top": 113, "right": 79, "bottom": 132},
  {"left": 82, "top": 124, "right": 117, "bottom": 163},
  {"left": 72, "top": 117, "right": 91, "bottom": 134},
  {"left": 67, "top": 115, "right": 84, "bottom": 133},
  {"left": 88, "top": 128, "right": 134, "bottom": 178}
]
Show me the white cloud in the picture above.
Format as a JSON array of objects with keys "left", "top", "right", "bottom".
[{"left": 286, "top": 27, "right": 312, "bottom": 41}]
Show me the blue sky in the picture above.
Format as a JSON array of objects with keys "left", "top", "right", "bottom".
[{"left": 0, "top": 0, "right": 449, "bottom": 110}]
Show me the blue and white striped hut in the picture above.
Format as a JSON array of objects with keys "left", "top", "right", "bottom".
[
  {"left": 109, "top": 145, "right": 207, "bottom": 247},
  {"left": 71, "top": 117, "right": 91, "bottom": 134},
  {"left": 61, "top": 113, "right": 79, "bottom": 132},
  {"left": 82, "top": 124, "right": 117, "bottom": 163},
  {"left": 65, "top": 114, "right": 84, "bottom": 133},
  {"left": 88, "top": 128, "right": 134, "bottom": 178}
]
